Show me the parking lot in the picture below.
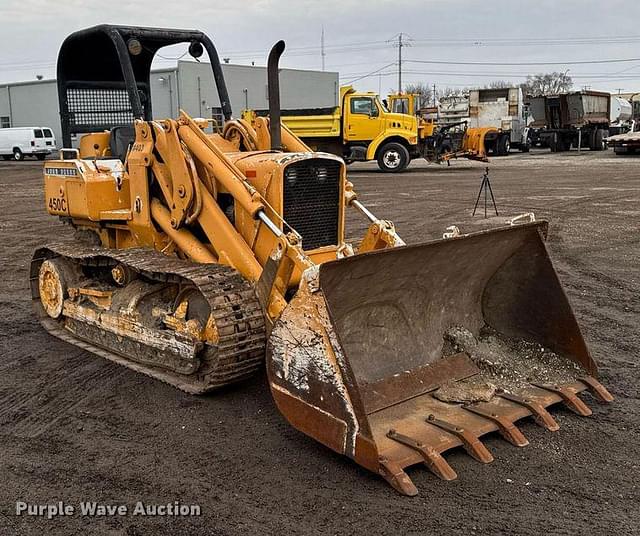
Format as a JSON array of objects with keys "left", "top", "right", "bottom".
[{"left": 0, "top": 150, "right": 638, "bottom": 535}]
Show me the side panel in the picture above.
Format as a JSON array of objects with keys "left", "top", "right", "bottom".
[
  {"left": 281, "top": 112, "right": 341, "bottom": 138},
  {"left": 565, "top": 92, "right": 610, "bottom": 127}
]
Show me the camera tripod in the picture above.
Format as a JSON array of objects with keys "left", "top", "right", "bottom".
[{"left": 472, "top": 167, "right": 498, "bottom": 218}]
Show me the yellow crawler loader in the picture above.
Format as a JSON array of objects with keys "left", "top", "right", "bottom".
[{"left": 32, "top": 25, "right": 613, "bottom": 495}]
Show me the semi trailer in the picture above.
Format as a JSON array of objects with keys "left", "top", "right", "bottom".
[{"left": 534, "top": 91, "right": 612, "bottom": 152}]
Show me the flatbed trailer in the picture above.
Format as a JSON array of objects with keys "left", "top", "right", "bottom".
[{"left": 605, "top": 131, "right": 640, "bottom": 154}]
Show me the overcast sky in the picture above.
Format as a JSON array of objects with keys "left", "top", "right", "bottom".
[{"left": 2, "top": 0, "right": 640, "bottom": 94}]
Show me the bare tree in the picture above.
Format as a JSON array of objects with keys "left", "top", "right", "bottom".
[
  {"left": 404, "top": 82, "right": 433, "bottom": 107},
  {"left": 522, "top": 72, "right": 573, "bottom": 96},
  {"left": 483, "top": 80, "right": 513, "bottom": 89},
  {"left": 438, "top": 86, "right": 469, "bottom": 98}
]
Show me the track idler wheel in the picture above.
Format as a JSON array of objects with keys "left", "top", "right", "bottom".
[{"left": 38, "top": 258, "right": 76, "bottom": 319}]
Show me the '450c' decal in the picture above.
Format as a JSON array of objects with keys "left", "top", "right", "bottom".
[{"left": 48, "top": 197, "right": 67, "bottom": 212}]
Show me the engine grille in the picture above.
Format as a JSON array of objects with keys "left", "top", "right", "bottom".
[{"left": 283, "top": 158, "right": 341, "bottom": 250}]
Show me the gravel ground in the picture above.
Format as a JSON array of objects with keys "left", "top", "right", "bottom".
[{"left": 0, "top": 149, "right": 638, "bottom": 535}]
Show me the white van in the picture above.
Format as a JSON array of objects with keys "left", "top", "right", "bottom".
[{"left": 0, "top": 127, "right": 57, "bottom": 161}]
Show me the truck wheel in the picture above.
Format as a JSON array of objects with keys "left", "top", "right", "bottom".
[
  {"left": 377, "top": 142, "right": 410, "bottom": 172},
  {"left": 592, "top": 129, "right": 606, "bottom": 151},
  {"left": 497, "top": 135, "right": 511, "bottom": 156},
  {"left": 13, "top": 148, "right": 24, "bottom": 161},
  {"left": 520, "top": 136, "right": 531, "bottom": 152},
  {"left": 1, "top": 155, "right": 10, "bottom": 161}
]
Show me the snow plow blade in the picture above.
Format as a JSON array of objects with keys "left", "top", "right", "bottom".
[{"left": 267, "top": 221, "right": 613, "bottom": 495}]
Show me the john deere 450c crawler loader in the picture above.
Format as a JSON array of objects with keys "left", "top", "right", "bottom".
[{"left": 32, "top": 25, "right": 613, "bottom": 495}]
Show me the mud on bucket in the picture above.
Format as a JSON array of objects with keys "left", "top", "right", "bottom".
[{"left": 267, "top": 221, "right": 607, "bottom": 495}]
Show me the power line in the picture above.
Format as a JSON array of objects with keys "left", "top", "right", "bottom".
[
  {"left": 343, "top": 62, "right": 397, "bottom": 84},
  {"left": 341, "top": 67, "right": 640, "bottom": 83},
  {"left": 394, "top": 69, "right": 640, "bottom": 80},
  {"left": 410, "top": 35, "right": 640, "bottom": 46},
  {"left": 405, "top": 57, "right": 640, "bottom": 66}
]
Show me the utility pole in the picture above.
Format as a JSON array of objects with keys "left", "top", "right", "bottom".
[
  {"left": 433, "top": 83, "right": 436, "bottom": 106},
  {"left": 387, "top": 33, "right": 411, "bottom": 93},
  {"left": 397, "top": 33, "right": 403, "bottom": 93},
  {"left": 321, "top": 26, "right": 326, "bottom": 71}
]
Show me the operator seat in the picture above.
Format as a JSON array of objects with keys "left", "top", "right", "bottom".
[{"left": 109, "top": 126, "right": 136, "bottom": 162}]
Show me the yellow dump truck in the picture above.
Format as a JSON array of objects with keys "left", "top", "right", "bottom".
[{"left": 244, "top": 86, "right": 490, "bottom": 172}]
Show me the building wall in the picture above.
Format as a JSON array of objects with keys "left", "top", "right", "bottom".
[
  {"left": 0, "top": 63, "right": 339, "bottom": 146},
  {"left": 0, "top": 81, "right": 61, "bottom": 141},
  {"left": 170, "top": 61, "right": 339, "bottom": 118},
  {"left": 8, "top": 81, "right": 60, "bottom": 138},
  {"left": 150, "top": 68, "right": 181, "bottom": 119},
  {"left": 0, "top": 87, "right": 10, "bottom": 128}
]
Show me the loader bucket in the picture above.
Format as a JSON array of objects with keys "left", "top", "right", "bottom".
[{"left": 267, "top": 221, "right": 613, "bottom": 495}]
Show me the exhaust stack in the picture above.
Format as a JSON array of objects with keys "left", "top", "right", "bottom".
[{"left": 267, "top": 40, "right": 285, "bottom": 151}]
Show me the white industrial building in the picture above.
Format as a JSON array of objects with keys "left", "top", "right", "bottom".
[{"left": 0, "top": 61, "right": 339, "bottom": 145}]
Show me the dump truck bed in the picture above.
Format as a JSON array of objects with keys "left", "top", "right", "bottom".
[
  {"left": 270, "top": 107, "right": 343, "bottom": 138},
  {"left": 565, "top": 91, "right": 610, "bottom": 127}
]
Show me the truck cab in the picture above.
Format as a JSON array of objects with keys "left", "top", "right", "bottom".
[
  {"left": 339, "top": 86, "right": 419, "bottom": 170},
  {"left": 387, "top": 93, "right": 439, "bottom": 138}
]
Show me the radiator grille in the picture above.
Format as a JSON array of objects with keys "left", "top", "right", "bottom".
[
  {"left": 283, "top": 159, "right": 341, "bottom": 250},
  {"left": 67, "top": 88, "right": 134, "bottom": 128}
]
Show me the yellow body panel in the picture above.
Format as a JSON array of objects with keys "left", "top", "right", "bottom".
[
  {"left": 43, "top": 113, "right": 346, "bottom": 293},
  {"left": 78, "top": 132, "right": 111, "bottom": 158},
  {"left": 44, "top": 160, "right": 131, "bottom": 221},
  {"left": 462, "top": 126, "right": 498, "bottom": 161},
  {"left": 365, "top": 128, "right": 417, "bottom": 160}
]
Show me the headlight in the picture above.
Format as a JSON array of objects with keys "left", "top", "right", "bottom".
[
  {"left": 316, "top": 166, "right": 327, "bottom": 182},
  {"left": 285, "top": 168, "right": 297, "bottom": 186}
]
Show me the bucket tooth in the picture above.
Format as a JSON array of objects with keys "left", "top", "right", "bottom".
[
  {"left": 497, "top": 391, "right": 560, "bottom": 432},
  {"left": 387, "top": 429, "right": 457, "bottom": 481},
  {"left": 426, "top": 414, "right": 494, "bottom": 464},
  {"left": 378, "top": 457, "right": 418, "bottom": 497},
  {"left": 463, "top": 405, "right": 529, "bottom": 447},
  {"left": 532, "top": 384, "right": 592, "bottom": 416},
  {"left": 579, "top": 376, "right": 614, "bottom": 403}
]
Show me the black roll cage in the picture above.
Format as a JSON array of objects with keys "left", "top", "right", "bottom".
[{"left": 56, "top": 24, "right": 232, "bottom": 147}]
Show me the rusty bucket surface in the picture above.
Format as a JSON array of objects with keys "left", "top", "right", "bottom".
[{"left": 267, "top": 221, "right": 612, "bottom": 495}]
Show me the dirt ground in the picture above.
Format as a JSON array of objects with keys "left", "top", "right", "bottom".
[{"left": 0, "top": 150, "right": 638, "bottom": 535}]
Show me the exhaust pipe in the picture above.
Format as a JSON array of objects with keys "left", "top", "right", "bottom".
[{"left": 267, "top": 40, "right": 285, "bottom": 151}]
